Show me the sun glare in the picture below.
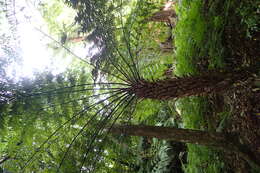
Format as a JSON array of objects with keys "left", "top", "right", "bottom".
[
  {"left": 19, "top": 24, "right": 52, "bottom": 77},
  {"left": 4, "top": 0, "right": 74, "bottom": 81},
  {"left": 3, "top": 0, "right": 100, "bottom": 82}
]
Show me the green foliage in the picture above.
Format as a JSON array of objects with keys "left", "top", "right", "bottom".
[
  {"left": 39, "top": 0, "right": 73, "bottom": 35},
  {"left": 37, "top": 0, "right": 83, "bottom": 59},
  {"left": 131, "top": 102, "right": 185, "bottom": 173},
  {"left": 237, "top": 0, "right": 260, "bottom": 38},
  {"left": 145, "top": 141, "right": 173, "bottom": 173},
  {"left": 174, "top": 0, "right": 204, "bottom": 75},
  {"left": 176, "top": 97, "right": 208, "bottom": 129},
  {"left": 183, "top": 145, "right": 225, "bottom": 173},
  {"left": 64, "top": 0, "right": 119, "bottom": 69},
  {"left": 133, "top": 99, "right": 162, "bottom": 123},
  {"left": 174, "top": 0, "right": 228, "bottom": 76},
  {"left": 173, "top": 0, "right": 234, "bottom": 172},
  {"left": 177, "top": 96, "right": 227, "bottom": 173},
  {"left": 135, "top": 138, "right": 175, "bottom": 173},
  {"left": 120, "top": 0, "right": 175, "bottom": 81},
  {"left": 0, "top": 68, "right": 94, "bottom": 171}
]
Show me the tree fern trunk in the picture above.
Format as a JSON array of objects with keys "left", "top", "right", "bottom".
[{"left": 128, "top": 69, "right": 256, "bottom": 100}]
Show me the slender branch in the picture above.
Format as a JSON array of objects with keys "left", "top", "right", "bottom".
[
  {"left": 37, "top": 89, "right": 125, "bottom": 111},
  {"left": 106, "top": 54, "right": 135, "bottom": 83},
  {"left": 21, "top": 89, "right": 127, "bottom": 170},
  {"left": 0, "top": 155, "right": 11, "bottom": 165},
  {"left": 80, "top": 95, "right": 136, "bottom": 170},
  {"left": 57, "top": 92, "right": 129, "bottom": 171},
  {"left": 20, "top": 86, "right": 128, "bottom": 98},
  {"left": 118, "top": 1, "right": 140, "bottom": 80}
]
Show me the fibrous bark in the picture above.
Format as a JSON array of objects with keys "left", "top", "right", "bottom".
[{"left": 127, "top": 68, "right": 256, "bottom": 100}]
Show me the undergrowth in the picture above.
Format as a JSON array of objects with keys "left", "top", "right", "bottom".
[{"left": 174, "top": 0, "right": 232, "bottom": 172}]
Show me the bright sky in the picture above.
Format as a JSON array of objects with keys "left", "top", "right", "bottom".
[
  {"left": 3, "top": 0, "right": 80, "bottom": 81},
  {"left": 17, "top": 23, "right": 74, "bottom": 78}
]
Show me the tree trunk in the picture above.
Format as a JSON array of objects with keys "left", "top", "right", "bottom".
[
  {"left": 110, "top": 125, "right": 234, "bottom": 148},
  {"left": 127, "top": 68, "right": 257, "bottom": 100},
  {"left": 149, "top": 10, "right": 176, "bottom": 23},
  {"left": 68, "top": 36, "right": 86, "bottom": 43},
  {"left": 148, "top": 1, "right": 176, "bottom": 23},
  {"left": 110, "top": 125, "right": 260, "bottom": 168},
  {"left": 148, "top": 10, "right": 177, "bottom": 26},
  {"left": 60, "top": 35, "right": 86, "bottom": 44}
]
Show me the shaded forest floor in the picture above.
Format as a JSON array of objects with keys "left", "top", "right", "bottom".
[
  {"left": 174, "top": 0, "right": 259, "bottom": 172},
  {"left": 216, "top": 17, "right": 259, "bottom": 173},
  {"left": 207, "top": 29, "right": 260, "bottom": 172},
  {"left": 201, "top": 0, "right": 260, "bottom": 172}
]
